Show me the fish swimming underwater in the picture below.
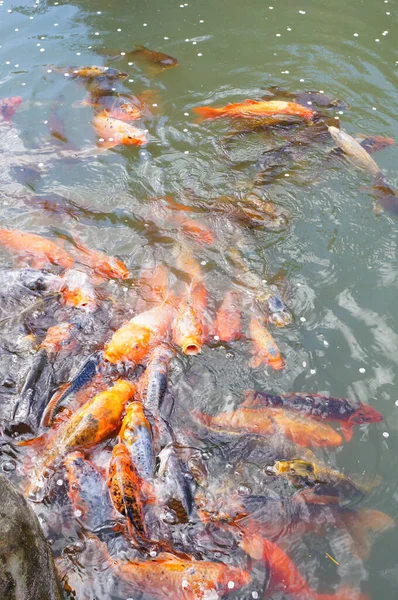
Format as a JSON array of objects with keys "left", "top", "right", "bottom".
[
  {"left": 193, "top": 99, "right": 316, "bottom": 121},
  {"left": 119, "top": 401, "right": 155, "bottom": 481},
  {"left": 55, "top": 65, "right": 128, "bottom": 80},
  {"left": 173, "top": 279, "right": 208, "bottom": 355},
  {"left": 0, "top": 95, "right": 23, "bottom": 121},
  {"left": 93, "top": 112, "right": 148, "bottom": 149},
  {"left": 127, "top": 45, "right": 178, "bottom": 75},
  {"left": 214, "top": 290, "right": 242, "bottom": 342},
  {"left": 328, "top": 126, "right": 382, "bottom": 177},
  {"left": 249, "top": 315, "right": 285, "bottom": 369},
  {"left": 69, "top": 237, "right": 129, "bottom": 280},
  {"left": 243, "top": 390, "right": 383, "bottom": 441},
  {"left": 0, "top": 229, "right": 74, "bottom": 270}
]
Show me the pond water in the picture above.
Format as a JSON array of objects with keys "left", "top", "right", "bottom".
[{"left": 0, "top": 0, "right": 397, "bottom": 598}]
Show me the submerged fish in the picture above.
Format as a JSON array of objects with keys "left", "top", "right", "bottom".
[
  {"left": 40, "top": 322, "right": 75, "bottom": 354},
  {"left": 69, "top": 237, "right": 129, "bottom": 280},
  {"left": 0, "top": 229, "right": 74, "bottom": 270},
  {"left": 243, "top": 391, "right": 383, "bottom": 441},
  {"left": 25, "top": 379, "right": 135, "bottom": 501},
  {"left": 60, "top": 269, "right": 97, "bottom": 311},
  {"left": 214, "top": 290, "right": 242, "bottom": 342},
  {"left": 241, "top": 532, "right": 369, "bottom": 600},
  {"left": 93, "top": 112, "right": 147, "bottom": 149},
  {"left": 249, "top": 316, "right": 285, "bottom": 370},
  {"left": 172, "top": 280, "right": 208, "bottom": 355},
  {"left": 56, "top": 65, "right": 128, "bottom": 80},
  {"left": 127, "top": 45, "right": 178, "bottom": 74},
  {"left": 64, "top": 451, "right": 116, "bottom": 531},
  {"left": 328, "top": 126, "right": 382, "bottom": 177},
  {"left": 108, "top": 442, "right": 150, "bottom": 544},
  {"left": 83, "top": 92, "right": 148, "bottom": 122},
  {"left": 119, "top": 401, "right": 155, "bottom": 481},
  {"left": 0, "top": 268, "right": 61, "bottom": 299},
  {"left": 136, "top": 343, "right": 174, "bottom": 415},
  {"left": 264, "top": 86, "right": 349, "bottom": 110},
  {"left": 0, "top": 95, "right": 23, "bottom": 121},
  {"left": 269, "top": 458, "right": 381, "bottom": 503},
  {"left": 193, "top": 99, "right": 316, "bottom": 121}
]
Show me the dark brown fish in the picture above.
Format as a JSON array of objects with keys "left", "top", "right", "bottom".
[
  {"left": 127, "top": 45, "right": 178, "bottom": 75},
  {"left": 264, "top": 86, "right": 350, "bottom": 110}
]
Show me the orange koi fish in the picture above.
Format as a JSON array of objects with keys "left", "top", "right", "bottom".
[
  {"left": 25, "top": 379, "right": 135, "bottom": 501},
  {"left": 69, "top": 237, "right": 129, "bottom": 280},
  {"left": 83, "top": 92, "right": 152, "bottom": 122},
  {"left": 111, "top": 551, "right": 251, "bottom": 599},
  {"left": 193, "top": 98, "right": 315, "bottom": 121},
  {"left": 249, "top": 316, "right": 285, "bottom": 370},
  {"left": 240, "top": 533, "right": 369, "bottom": 600},
  {"left": 0, "top": 229, "right": 74, "bottom": 270},
  {"left": 171, "top": 213, "right": 215, "bottom": 245},
  {"left": 40, "top": 322, "right": 75, "bottom": 354},
  {"left": 119, "top": 401, "right": 155, "bottom": 481},
  {"left": 214, "top": 290, "right": 242, "bottom": 342},
  {"left": 193, "top": 407, "right": 275, "bottom": 437},
  {"left": 172, "top": 280, "right": 208, "bottom": 355},
  {"left": 55, "top": 65, "right": 128, "bottom": 80},
  {"left": 60, "top": 269, "right": 97, "bottom": 311},
  {"left": 104, "top": 302, "right": 175, "bottom": 364},
  {"left": 93, "top": 112, "right": 147, "bottom": 149},
  {"left": 0, "top": 95, "right": 22, "bottom": 121},
  {"left": 107, "top": 443, "right": 150, "bottom": 544}
]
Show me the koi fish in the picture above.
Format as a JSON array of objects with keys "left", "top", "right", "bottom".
[
  {"left": 55, "top": 65, "right": 128, "bottom": 80},
  {"left": 0, "top": 229, "right": 74, "bottom": 270},
  {"left": 112, "top": 550, "right": 250, "bottom": 599},
  {"left": 49, "top": 95, "right": 68, "bottom": 143},
  {"left": 119, "top": 401, "right": 155, "bottom": 481},
  {"left": 40, "top": 322, "right": 75, "bottom": 354},
  {"left": 243, "top": 390, "right": 383, "bottom": 442},
  {"left": 269, "top": 458, "right": 381, "bottom": 503},
  {"left": 41, "top": 351, "right": 103, "bottom": 427},
  {"left": 64, "top": 451, "right": 117, "bottom": 531},
  {"left": 104, "top": 302, "right": 174, "bottom": 364},
  {"left": 69, "top": 237, "right": 129, "bottom": 280},
  {"left": 199, "top": 492, "right": 395, "bottom": 560},
  {"left": 83, "top": 92, "right": 148, "bottom": 122},
  {"left": 193, "top": 406, "right": 342, "bottom": 447},
  {"left": 328, "top": 126, "right": 382, "bottom": 177},
  {"left": 128, "top": 45, "right": 178, "bottom": 75},
  {"left": 261, "top": 284, "right": 293, "bottom": 327},
  {"left": 240, "top": 533, "right": 369, "bottom": 600},
  {"left": 107, "top": 442, "right": 150, "bottom": 544},
  {"left": 356, "top": 134, "right": 395, "bottom": 155},
  {"left": 136, "top": 343, "right": 174, "bottom": 428},
  {"left": 59, "top": 269, "right": 97, "bottom": 311},
  {"left": 172, "top": 281, "right": 208, "bottom": 355},
  {"left": 0, "top": 95, "right": 23, "bottom": 121},
  {"left": 249, "top": 316, "right": 285, "bottom": 369},
  {"left": 93, "top": 112, "right": 147, "bottom": 149},
  {"left": 193, "top": 98, "right": 316, "bottom": 121},
  {"left": 26, "top": 379, "right": 135, "bottom": 501},
  {"left": 214, "top": 290, "right": 242, "bottom": 342}
]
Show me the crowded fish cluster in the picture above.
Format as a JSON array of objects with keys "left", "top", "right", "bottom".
[{"left": 0, "top": 42, "right": 396, "bottom": 600}]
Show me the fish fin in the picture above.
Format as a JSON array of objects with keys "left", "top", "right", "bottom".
[
  {"left": 192, "top": 106, "right": 222, "bottom": 121},
  {"left": 293, "top": 489, "right": 340, "bottom": 505},
  {"left": 40, "top": 382, "right": 71, "bottom": 427},
  {"left": 179, "top": 217, "right": 215, "bottom": 245},
  {"left": 341, "top": 508, "right": 395, "bottom": 560},
  {"left": 16, "top": 432, "right": 48, "bottom": 449},
  {"left": 340, "top": 422, "right": 354, "bottom": 442}
]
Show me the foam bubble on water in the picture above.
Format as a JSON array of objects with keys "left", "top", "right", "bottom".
[
  {"left": 21, "top": 82, "right": 26, "bottom": 86},
  {"left": 120, "top": 52, "right": 126, "bottom": 56},
  {"left": 185, "top": 38, "right": 190, "bottom": 42},
  {"left": 143, "top": 23, "right": 147, "bottom": 26},
  {"left": 276, "top": 33, "right": 281, "bottom": 37},
  {"left": 97, "top": 11, "right": 101, "bottom": 14},
  {"left": 228, "top": 582, "right": 235, "bottom": 590},
  {"left": 382, "top": 30, "right": 388, "bottom": 35},
  {"left": 184, "top": 150, "right": 190, "bottom": 154},
  {"left": 40, "top": 48, "right": 45, "bottom": 52},
  {"left": 372, "top": 107, "right": 377, "bottom": 110},
  {"left": 184, "top": 112, "right": 189, "bottom": 116},
  {"left": 193, "top": 41, "right": 197, "bottom": 45},
  {"left": 183, "top": 128, "right": 188, "bottom": 132},
  {"left": 302, "top": 361, "right": 307, "bottom": 367},
  {"left": 164, "top": 36, "right": 169, "bottom": 40},
  {"left": 310, "top": 369, "right": 316, "bottom": 374},
  {"left": 54, "top": 23, "right": 59, "bottom": 26},
  {"left": 353, "top": 33, "right": 358, "bottom": 37},
  {"left": 76, "top": 52, "right": 81, "bottom": 56},
  {"left": 359, "top": 367, "right": 366, "bottom": 373},
  {"left": 214, "top": 335, "right": 220, "bottom": 341},
  {"left": 287, "top": 27, "right": 292, "bottom": 31},
  {"left": 300, "top": 316, "right": 306, "bottom": 322},
  {"left": 129, "top": 79, "right": 134, "bottom": 82},
  {"left": 197, "top": 52, "right": 203, "bottom": 56},
  {"left": 47, "top": 69, "right": 52, "bottom": 72},
  {"left": 200, "top": 19, "right": 204, "bottom": 23},
  {"left": 117, "top": 28, "right": 122, "bottom": 32},
  {"left": 375, "top": 38, "right": 380, "bottom": 42},
  {"left": 15, "top": 28, "right": 19, "bottom": 32},
  {"left": 56, "top": 479, "right": 63, "bottom": 486},
  {"left": 298, "top": 10, "right": 306, "bottom": 14},
  {"left": 383, "top": 432, "right": 389, "bottom": 438},
  {"left": 38, "top": 162, "right": 44, "bottom": 167},
  {"left": 94, "top": 32, "right": 99, "bottom": 35},
  {"left": 323, "top": 340, "right": 329, "bottom": 347},
  {"left": 252, "top": 593, "right": 259, "bottom": 599},
  {"left": 98, "top": 138, "right": 104, "bottom": 142},
  {"left": 300, "top": 78, "right": 305, "bottom": 82},
  {"left": 74, "top": 509, "right": 82, "bottom": 517}
]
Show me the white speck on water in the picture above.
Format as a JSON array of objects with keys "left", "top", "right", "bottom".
[
  {"left": 41, "top": 36, "right": 45, "bottom": 39},
  {"left": 128, "top": 79, "right": 134, "bottom": 82},
  {"left": 323, "top": 340, "right": 329, "bottom": 347},
  {"left": 64, "top": 73, "right": 70, "bottom": 76},
  {"left": 287, "top": 27, "right": 292, "bottom": 31},
  {"left": 375, "top": 38, "right": 380, "bottom": 42},
  {"left": 297, "top": 282, "right": 301, "bottom": 286},
  {"left": 164, "top": 36, "right": 169, "bottom": 40},
  {"left": 97, "top": 11, "right": 101, "bottom": 14},
  {"left": 38, "top": 162, "right": 44, "bottom": 167},
  {"left": 37, "top": 43, "right": 41, "bottom": 46},
  {"left": 98, "top": 138, "right": 104, "bottom": 142},
  {"left": 185, "top": 38, "right": 190, "bottom": 42},
  {"left": 74, "top": 69, "right": 79, "bottom": 73},
  {"left": 319, "top": 90, "right": 324, "bottom": 93},
  {"left": 117, "top": 28, "right": 122, "bottom": 32},
  {"left": 184, "top": 112, "right": 189, "bottom": 116},
  {"left": 200, "top": 19, "right": 204, "bottom": 23},
  {"left": 7, "top": 9, "right": 12, "bottom": 12},
  {"left": 300, "top": 78, "right": 305, "bottom": 82},
  {"left": 143, "top": 23, "right": 147, "bottom": 26},
  {"left": 269, "top": 6, "right": 274, "bottom": 9},
  {"left": 299, "top": 10, "right": 306, "bottom": 14},
  {"left": 252, "top": 593, "right": 259, "bottom": 600},
  {"left": 184, "top": 150, "right": 189, "bottom": 154},
  {"left": 302, "top": 361, "right": 307, "bottom": 367},
  {"left": 111, "top": 87, "right": 116, "bottom": 91},
  {"left": 120, "top": 52, "right": 126, "bottom": 56},
  {"left": 74, "top": 509, "right": 82, "bottom": 517},
  {"left": 43, "top": 120, "right": 48, "bottom": 124},
  {"left": 382, "top": 30, "right": 388, "bottom": 35},
  {"left": 300, "top": 316, "right": 306, "bottom": 322},
  {"left": 307, "top": 101, "right": 312, "bottom": 105},
  {"left": 228, "top": 582, "right": 235, "bottom": 590},
  {"left": 88, "top": 45, "right": 92, "bottom": 49},
  {"left": 47, "top": 69, "right": 52, "bottom": 73},
  {"left": 128, "top": 61, "right": 133, "bottom": 65},
  {"left": 262, "top": 279, "right": 267, "bottom": 283},
  {"left": 56, "top": 479, "right": 63, "bottom": 486},
  {"left": 201, "top": 260, "right": 206, "bottom": 265},
  {"left": 40, "top": 48, "right": 45, "bottom": 52},
  {"left": 276, "top": 33, "right": 281, "bottom": 37},
  {"left": 14, "top": 64, "right": 19, "bottom": 67},
  {"left": 372, "top": 107, "right": 377, "bottom": 110},
  {"left": 152, "top": 103, "right": 158, "bottom": 107},
  {"left": 21, "top": 82, "right": 26, "bottom": 86},
  {"left": 54, "top": 23, "right": 59, "bottom": 26},
  {"left": 359, "top": 367, "right": 366, "bottom": 373},
  {"left": 192, "top": 41, "right": 197, "bottom": 45},
  {"left": 353, "top": 33, "right": 358, "bottom": 37},
  {"left": 395, "top": 400, "right": 398, "bottom": 407},
  {"left": 386, "top": 12, "right": 390, "bottom": 15},
  {"left": 29, "top": 16, "right": 34, "bottom": 19},
  {"left": 108, "top": 137, "right": 114, "bottom": 142},
  {"left": 94, "top": 32, "right": 99, "bottom": 35},
  {"left": 76, "top": 52, "right": 81, "bottom": 56},
  {"left": 334, "top": 116, "right": 340, "bottom": 120},
  {"left": 197, "top": 52, "right": 203, "bottom": 56},
  {"left": 310, "top": 369, "right": 316, "bottom": 374},
  {"left": 183, "top": 128, "right": 188, "bottom": 132},
  {"left": 284, "top": 173, "right": 290, "bottom": 177},
  {"left": 383, "top": 432, "right": 389, "bottom": 438},
  {"left": 338, "top": 110, "right": 344, "bottom": 114}
]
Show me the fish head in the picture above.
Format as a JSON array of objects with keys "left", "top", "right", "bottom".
[
  {"left": 182, "top": 336, "right": 202, "bottom": 355},
  {"left": 273, "top": 459, "right": 317, "bottom": 482},
  {"left": 122, "top": 129, "right": 148, "bottom": 147},
  {"left": 101, "top": 257, "right": 129, "bottom": 280},
  {"left": 349, "top": 405, "right": 383, "bottom": 425}
]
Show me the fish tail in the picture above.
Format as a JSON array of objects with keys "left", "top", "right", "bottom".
[
  {"left": 340, "top": 508, "right": 395, "bottom": 560},
  {"left": 41, "top": 382, "right": 72, "bottom": 427},
  {"left": 192, "top": 106, "right": 223, "bottom": 121},
  {"left": 340, "top": 422, "right": 354, "bottom": 442}
]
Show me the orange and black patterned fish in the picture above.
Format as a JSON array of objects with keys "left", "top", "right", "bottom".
[
  {"left": 243, "top": 390, "right": 383, "bottom": 441},
  {"left": 107, "top": 442, "right": 150, "bottom": 544},
  {"left": 119, "top": 401, "right": 155, "bottom": 481},
  {"left": 25, "top": 379, "right": 135, "bottom": 501},
  {"left": 136, "top": 343, "right": 174, "bottom": 415}
]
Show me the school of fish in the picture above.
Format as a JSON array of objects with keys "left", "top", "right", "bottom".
[{"left": 0, "top": 39, "right": 396, "bottom": 600}]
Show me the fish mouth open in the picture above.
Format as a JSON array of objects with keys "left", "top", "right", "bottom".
[{"left": 182, "top": 339, "right": 201, "bottom": 355}]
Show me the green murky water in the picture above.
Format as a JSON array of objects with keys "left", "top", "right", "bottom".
[{"left": 0, "top": 0, "right": 397, "bottom": 598}]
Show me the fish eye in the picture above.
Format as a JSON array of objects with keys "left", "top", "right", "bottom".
[{"left": 305, "top": 465, "right": 314, "bottom": 473}]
